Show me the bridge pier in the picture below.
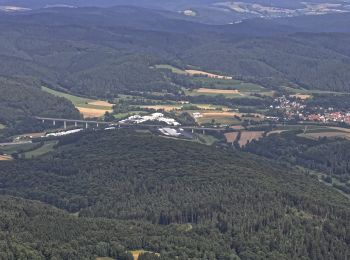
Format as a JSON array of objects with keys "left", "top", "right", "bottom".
[
  {"left": 202, "top": 129, "right": 205, "bottom": 135},
  {"left": 63, "top": 121, "right": 67, "bottom": 129},
  {"left": 191, "top": 129, "right": 194, "bottom": 134},
  {"left": 96, "top": 123, "right": 99, "bottom": 128},
  {"left": 85, "top": 122, "right": 88, "bottom": 129},
  {"left": 42, "top": 119, "right": 45, "bottom": 124},
  {"left": 53, "top": 120, "right": 56, "bottom": 126},
  {"left": 75, "top": 122, "right": 77, "bottom": 127}
]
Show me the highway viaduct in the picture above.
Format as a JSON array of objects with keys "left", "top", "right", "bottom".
[{"left": 35, "top": 117, "right": 228, "bottom": 134}]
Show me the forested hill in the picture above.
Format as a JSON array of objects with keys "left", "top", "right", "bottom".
[
  {"left": 0, "top": 77, "right": 80, "bottom": 134},
  {"left": 0, "top": 6, "right": 350, "bottom": 96},
  {"left": 0, "top": 130, "right": 349, "bottom": 259}
]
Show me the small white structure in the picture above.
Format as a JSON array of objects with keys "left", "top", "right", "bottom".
[
  {"left": 159, "top": 128, "right": 181, "bottom": 137},
  {"left": 46, "top": 128, "right": 83, "bottom": 137},
  {"left": 192, "top": 112, "right": 203, "bottom": 118}
]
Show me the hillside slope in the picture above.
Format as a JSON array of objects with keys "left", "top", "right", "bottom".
[
  {"left": 0, "top": 77, "right": 80, "bottom": 135},
  {"left": 0, "top": 130, "right": 349, "bottom": 259},
  {"left": 0, "top": 7, "right": 349, "bottom": 94}
]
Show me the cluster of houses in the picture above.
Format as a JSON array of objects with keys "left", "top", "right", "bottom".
[
  {"left": 305, "top": 112, "right": 350, "bottom": 124},
  {"left": 271, "top": 95, "right": 350, "bottom": 125}
]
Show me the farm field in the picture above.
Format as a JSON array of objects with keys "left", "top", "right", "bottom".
[
  {"left": 185, "top": 88, "right": 243, "bottom": 98},
  {"left": 131, "top": 250, "right": 159, "bottom": 260},
  {"left": 289, "top": 94, "right": 312, "bottom": 100},
  {"left": 22, "top": 141, "right": 58, "bottom": 159},
  {"left": 140, "top": 104, "right": 183, "bottom": 111},
  {"left": 225, "top": 132, "right": 239, "bottom": 143},
  {"left": 294, "top": 126, "right": 350, "bottom": 140},
  {"left": 0, "top": 142, "right": 38, "bottom": 155},
  {"left": 185, "top": 86, "right": 271, "bottom": 98},
  {"left": 185, "top": 69, "right": 232, "bottom": 79},
  {"left": 77, "top": 107, "right": 111, "bottom": 118},
  {"left": 196, "top": 88, "right": 240, "bottom": 94},
  {"left": 42, "top": 86, "right": 113, "bottom": 118},
  {"left": 154, "top": 64, "right": 233, "bottom": 79},
  {"left": 140, "top": 103, "right": 229, "bottom": 112},
  {"left": 194, "top": 111, "right": 241, "bottom": 125},
  {"left": 238, "top": 131, "right": 264, "bottom": 147},
  {"left": 298, "top": 131, "right": 350, "bottom": 140},
  {"left": 195, "top": 133, "right": 219, "bottom": 145},
  {"left": 282, "top": 86, "right": 350, "bottom": 96},
  {"left": 153, "top": 64, "right": 187, "bottom": 74},
  {"left": 0, "top": 155, "right": 12, "bottom": 161}
]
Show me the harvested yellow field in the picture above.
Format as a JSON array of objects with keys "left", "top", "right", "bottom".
[
  {"left": 290, "top": 94, "right": 312, "bottom": 100},
  {"left": 185, "top": 69, "right": 232, "bottom": 79},
  {"left": 202, "top": 111, "right": 240, "bottom": 118},
  {"left": 131, "top": 250, "right": 160, "bottom": 260},
  {"left": 141, "top": 105, "right": 182, "bottom": 111},
  {"left": 225, "top": 132, "right": 239, "bottom": 143},
  {"left": 88, "top": 100, "right": 114, "bottom": 108},
  {"left": 77, "top": 107, "right": 112, "bottom": 118},
  {"left": 194, "top": 104, "right": 231, "bottom": 111},
  {"left": 239, "top": 131, "right": 264, "bottom": 147},
  {"left": 0, "top": 155, "right": 13, "bottom": 161},
  {"left": 196, "top": 88, "right": 239, "bottom": 94}
]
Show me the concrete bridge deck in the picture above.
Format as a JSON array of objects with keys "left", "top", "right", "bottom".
[{"left": 35, "top": 117, "right": 227, "bottom": 132}]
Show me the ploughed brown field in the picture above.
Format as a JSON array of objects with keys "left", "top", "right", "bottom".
[
  {"left": 225, "top": 132, "right": 239, "bottom": 143},
  {"left": 238, "top": 131, "right": 264, "bottom": 147}
]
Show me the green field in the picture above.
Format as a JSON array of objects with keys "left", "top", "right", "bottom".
[
  {"left": 42, "top": 86, "right": 94, "bottom": 106},
  {"left": 281, "top": 86, "right": 350, "bottom": 96},
  {"left": 195, "top": 134, "right": 219, "bottom": 145},
  {"left": 154, "top": 64, "right": 187, "bottom": 74},
  {"left": 0, "top": 142, "right": 39, "bottom": 155},
  {"left": 42, "top": 86, "right": 112, "bottom": 110},
  {"left": 22, "top": 141, "right": 58, "bottom": 159}
]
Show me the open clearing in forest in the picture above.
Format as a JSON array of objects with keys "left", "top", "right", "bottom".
[
  {"left": 225, "top": 132, "right": 239, "bottom": 143},
  {"left": 196, "top": 88, "right": 240, "bottom": 94},
  {"left": 239, "top": 131, "right": 264, "bottom": 147},
  {"left": 185, "top": 69, "right": 232, "bottom": 79},
  {"left": 131, "top": 250, "right": 160, "bottom": 260},
  {"left": 290, "top": 94, "right": 312, "bottom": 100},
  {"left": 140, "top": 104, "right": 182, "bottom": 111},
  {"left": 42, "top": 86, "right": 114, "bottom": 118},
  {"left": 77, "top": 107, "right": 112, "bottom": 118},
  {"left": 0, "top": 155, "right": 13, "bottom": 161}
]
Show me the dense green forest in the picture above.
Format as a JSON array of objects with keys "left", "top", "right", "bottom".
[
  {"left": 0, "top": 77, "right": 80, "bottom": 135},
  {"left": 0, "top": 7, "right": 350, "bottom": 98},
  {"left": 0, "top": 130, "right": 349, "bottom": 259},
  {"left": 244, "top": 132, "right": 350, "bottom": 193}
]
